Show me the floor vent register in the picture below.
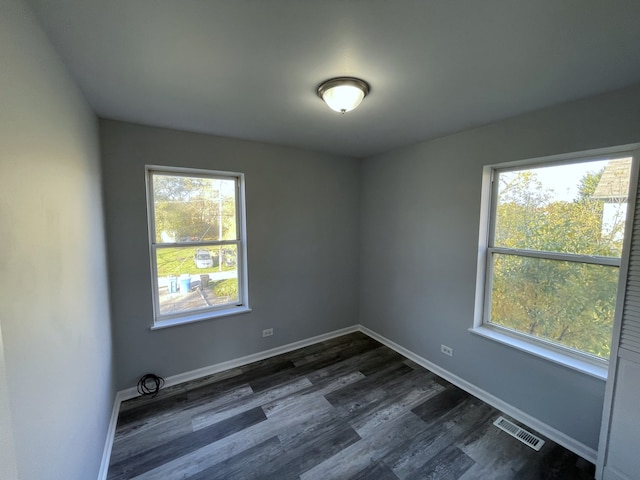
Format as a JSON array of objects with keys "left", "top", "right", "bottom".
[{"left": 493, "top": 416, "right": 545, "bottom": 451}]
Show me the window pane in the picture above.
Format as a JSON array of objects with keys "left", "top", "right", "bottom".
[
  {"left": 489, "top": 253, "right": 618, "bottom": 359},
  {"left": 156, "top": 245, "right": 239, "bottom": 316},
  {"left": 153, "top": 174, "right": 237, "bottom": 243},
  {"left": 494, "top": 158, "right": 631, "bottom": 257}
]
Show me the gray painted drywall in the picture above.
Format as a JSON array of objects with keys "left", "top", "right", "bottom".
[
  {"left": 359, "top": 83, "right": 640, "bottom": 450},
  {"left": 0, "top": 325, "right": 18, "bottom": 480},
  {"left": 0, "top": 0, "right": 114, "bottom": 478},
  {"left": 100, "top": 120, "right": 360, "bottom": 390}
]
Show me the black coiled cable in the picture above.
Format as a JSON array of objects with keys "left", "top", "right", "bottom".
[{"left": 137, "top": 373, "right": 165, "bottom": 397}]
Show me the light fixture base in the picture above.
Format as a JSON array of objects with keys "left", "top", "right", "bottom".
[{"left": 317, "top": 77, "right": 370, "bottom": 113}]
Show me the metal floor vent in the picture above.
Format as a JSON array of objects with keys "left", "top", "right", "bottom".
[{"left": 493, "top": 416, "right": 545, "bottom": 451}]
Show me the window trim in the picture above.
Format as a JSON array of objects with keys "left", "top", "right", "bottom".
[
  {"left": 472, "top": 145, "right": 640, "bottom": 378},
  {"left": 145, "top": 165, "right": 251, "bottom": 329}
]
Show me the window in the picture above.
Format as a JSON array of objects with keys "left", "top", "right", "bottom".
[
  {"left": 146, "top": 166, "right": 250, "bottom": 328},
  {"left": 474, "top": 149, "right": 636, "bottom": 372}
]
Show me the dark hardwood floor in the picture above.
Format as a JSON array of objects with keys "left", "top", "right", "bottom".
[{"left": 107, "top": 332, "right": 596, "bottom": 479}]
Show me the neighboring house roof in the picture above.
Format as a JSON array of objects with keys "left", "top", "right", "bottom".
[{"left": 592, "top": 158, "right": 632, "bottom": 201}]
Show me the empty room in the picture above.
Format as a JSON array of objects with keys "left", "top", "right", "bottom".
[{"left": 2, "top": 1, "right": 640, "bottom": 479}]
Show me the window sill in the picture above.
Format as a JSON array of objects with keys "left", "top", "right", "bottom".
[
  {"left": 151, "top": 306, "right": 252, "bottom": 330},
  {"left": 469, "top": 325, "right": 608, "bottom": 380}
]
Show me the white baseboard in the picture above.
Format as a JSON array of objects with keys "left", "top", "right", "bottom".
[
  {"left": 97, "top": 390, "right": 127, "bottom": 480},
  {"left": 117, "top": 325, "right": 360, "bottom": 402},
  {"left": 359, "top": 325, "right": 598, "bottom": 464},
  {"left": 98, "top": 323, "right": 596, "bottom": 479}
]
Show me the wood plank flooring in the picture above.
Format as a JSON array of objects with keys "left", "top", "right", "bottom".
[{"left": 107, "top": 332, "right": 596, "bottom": 479}]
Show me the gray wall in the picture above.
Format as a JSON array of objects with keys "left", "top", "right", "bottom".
[
  {"left": 0, "top": 0, "right": 114, "bottom": 478},
  {"left": 0, "top": 327, "right": 17, "bottom": 480},
  {"left": 359, "top": 83, "right": 640, "bottom": 450},
  {"left": 100, "top": 120, "right": 361, "bottom": 390}
]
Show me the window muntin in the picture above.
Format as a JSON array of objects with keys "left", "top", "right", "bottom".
[
  {"left": 484, "top": 156, "right": 632, "bottom": 361},
  {"left": 147, "top": 168, "right": 248, "bottom": 325}
]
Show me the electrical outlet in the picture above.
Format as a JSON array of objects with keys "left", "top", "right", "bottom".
[
  {"left": 441, "top": 344, "right": 453, "bottom": 357},
  {"left": 263, "top": 328, "right": 273, "bottom": 337}
]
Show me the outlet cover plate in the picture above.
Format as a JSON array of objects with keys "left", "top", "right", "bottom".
[{"left": 441, "top": 344, "right": 453, "bottom": 356}]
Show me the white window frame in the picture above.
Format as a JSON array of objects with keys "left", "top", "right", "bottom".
[
  {"left": 146, "top": 165, "right": 250, "bottom": 329},
  {"left": 471, "top": 145, "right": 640, "bottom": 379}
]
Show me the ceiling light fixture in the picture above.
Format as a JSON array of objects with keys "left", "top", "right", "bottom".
[{"left": 317, "top": 77, "right": 370, "bottom": 114}]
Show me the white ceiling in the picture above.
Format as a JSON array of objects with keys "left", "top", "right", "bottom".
[{"left": 26, "top": 0, "right": 640, "bottom": 158}]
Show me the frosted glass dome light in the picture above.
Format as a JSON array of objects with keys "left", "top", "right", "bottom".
[{"left": 317, "top": 77, "right": 370, "bottom": 113}]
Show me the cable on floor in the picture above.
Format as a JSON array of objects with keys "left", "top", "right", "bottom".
[{"left": 137, "top": 373, "right": 165, "bottom": 397}]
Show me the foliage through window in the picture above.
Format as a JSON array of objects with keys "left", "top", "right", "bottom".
[
  {"left": 482, "top": 155, "right": 633, "bottom": 361},
  {"left": 147, "top": 167, "right": 249, "bottom": 326}
]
